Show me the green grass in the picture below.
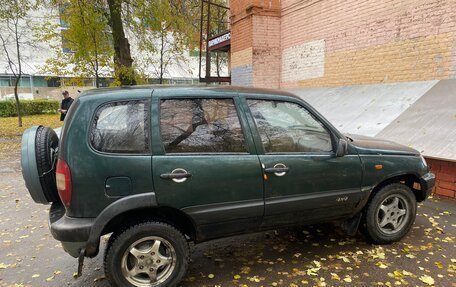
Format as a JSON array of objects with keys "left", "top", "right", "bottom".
[{"left": 0, "top": 114, "right": 62, "bottom": 157}]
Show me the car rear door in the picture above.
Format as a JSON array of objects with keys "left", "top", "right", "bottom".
[
  {"left": 67, "top": 96, "right": 154, "bottom": 218},
  {"left": 243, "top": 97, "right": 363, "bottom": 226},
  {"left": 151, "top": 92, "right": 264, "bottom": 240}
]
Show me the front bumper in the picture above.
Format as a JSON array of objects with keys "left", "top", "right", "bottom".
[
  {"left": 419, "top": 172, "right": 436, "bottom": 200},
  {"left": 49, "top": 203, "right": 94, "bottom": 257}
]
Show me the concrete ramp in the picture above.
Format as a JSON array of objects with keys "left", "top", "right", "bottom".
[
  {"left": 288, "top": 81, "right": 438, "bottom": 137},
  {"left": 287, "top": 79, "right": 456, "bottom": 161},
  {"left": 377, "top": 80, "right": 456, "bottom": 161}
]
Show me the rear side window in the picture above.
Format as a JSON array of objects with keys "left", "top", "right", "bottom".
[
  {"left": 160, "top": 98, "right": 247, "bottom": 153},
  {"left": 90, "top": 100, "right": 150, "bottom": 153}
]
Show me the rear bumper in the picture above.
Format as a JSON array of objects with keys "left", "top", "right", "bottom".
[
  {"left": 49, "top": 203, "right": 94, "bottom": 257},
  {"left": 419, "top": 172, "right": 436, "bottom": 200},
  {"left": 48, "top": 193, "right": 158, "bottom": 258}
]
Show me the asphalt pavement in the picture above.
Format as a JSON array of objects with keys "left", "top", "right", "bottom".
[{"left": 0, "top": 153, "right": 455, "bottom": 287}]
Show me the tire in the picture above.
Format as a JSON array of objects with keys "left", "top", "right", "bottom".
[
  {"left": 21, "top": 126, "right": 59, "bottom": 204},
  {"left": 104, "top": 221, "right": 189, "bottom": 287},
  {"left": 363, "top": 183, "right": 417, "bottom": 244},
  {"left": 35, "top": 126, "right": 60, "bottom": 203}
]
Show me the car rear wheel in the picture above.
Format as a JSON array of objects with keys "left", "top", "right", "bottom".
[
  {"left": 104, "top": 221, "right": 189, "bottom": 287},
  {"left": 21, "top": 126, "right": 60, "bottom": 204},
  {"left": 363, "top": 183, "right": 416, "bottom": 244}
]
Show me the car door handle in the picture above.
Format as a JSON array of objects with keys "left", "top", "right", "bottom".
[
  {"left": 160, "top": 173, "right": 192, "bottom": 179},
  {"left": 264, "top": 163, "right": 289, "bottom": 177},
  {"left": 264, "top": 167, "right": 289, "bottom": 173},
  {"left": 160, "top": 168, "right": 191, "bottom": 183}
]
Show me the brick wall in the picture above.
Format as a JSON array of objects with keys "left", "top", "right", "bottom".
[
  {"left": 230, "top": 0, "right": 281, "bottom": 87},
  {"left": 252, "top": 15, "right": 281, "bottom": 88},
  {"left": 230, "top": 0, "right": 456, "bottom": 88},
  {"left": 427, "top": 158, "right": 456, "bottom": 199},
  {"left": 280, "top": 0, "right": 456, "bottom": 88}
]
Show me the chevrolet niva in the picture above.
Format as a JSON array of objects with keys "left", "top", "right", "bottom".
[{"left": 21, "top": 86, "right": 435, "bottom": 287}]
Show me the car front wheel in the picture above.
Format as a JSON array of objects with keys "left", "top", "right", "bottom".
[
  {"left": 363, "top": 183, "right": 417, "bottom": 244},
  {"left": 104, "top": 221, "right": 189, "bottom": 287}
]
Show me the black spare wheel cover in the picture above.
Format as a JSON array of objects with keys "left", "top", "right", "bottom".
[{"left": 35, "top": 126, "right": 60, "bottom": 203}]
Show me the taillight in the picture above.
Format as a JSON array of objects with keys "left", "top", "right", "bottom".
[{"left": 56, "top": 159, "right": 72, "bottom": 208}]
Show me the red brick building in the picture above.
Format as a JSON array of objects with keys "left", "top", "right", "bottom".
[{"left": 229, "top": 0, "right": 456, "bottom": 198}]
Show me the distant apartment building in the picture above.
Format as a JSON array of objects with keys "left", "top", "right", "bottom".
[{"left": 0, "top": 6, "right": 200, "bottom": 100}]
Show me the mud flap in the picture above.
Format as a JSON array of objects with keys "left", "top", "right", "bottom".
[
  {"left": 76, "top": 248, "right": 86, "bottom": 278},
  {"left": 340, "top": 213, "right": 362, "bottom": 236}
]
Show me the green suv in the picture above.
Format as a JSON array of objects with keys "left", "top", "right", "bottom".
[{"left": 21, "top": 86, "right": 435, "bottom": 287}]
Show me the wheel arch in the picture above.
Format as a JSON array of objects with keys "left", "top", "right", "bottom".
[
  {"left": 84, "top": 192, "right": 197, "bottom": 257},
  {"left": 101, "top": 206, "right": 197, "bottom": 242},
  {"left": 368, "top": 173, "right": 424, "bottom": 203}
]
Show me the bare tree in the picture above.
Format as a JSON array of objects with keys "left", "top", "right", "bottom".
[{"left": 0, "top": 0, "right": 37, "bottom": 126}]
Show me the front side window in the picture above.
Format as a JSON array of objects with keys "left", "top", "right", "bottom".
[
  {"left": 247, "top": 100, "right": 332, "bottom": 153},
  {"left": 90, "top": 100, "right": 149, "bottom": 153},
  {"left": 160, "top": 98, "right": 247, "bottom": 153}
]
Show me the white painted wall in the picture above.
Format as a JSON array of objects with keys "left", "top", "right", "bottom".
[{"left": 281, "top": 40, "right": 325, "bottom": 83}]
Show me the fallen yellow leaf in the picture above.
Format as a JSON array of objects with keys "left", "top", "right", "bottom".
[
  {"left": 402, "top": 270, "right": 413, "bottom": 276},
  {"left": 343, "top": 276, "right": 352, "bottom": 283},
  {"left": 331, "top": 273, "right": 340, "bottom": 281},
  {"left": 393, "top": 270, "right": 403, "bottom": 279},
  {"left": 419, "top": 275, "right": 435, "bottom": 286}
]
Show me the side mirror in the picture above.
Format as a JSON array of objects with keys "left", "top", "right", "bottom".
[{"left": 336, "top": 139, "right": 348, "bottom": 157}]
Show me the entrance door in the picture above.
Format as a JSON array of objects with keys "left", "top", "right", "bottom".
[
  {"left": 152, "top": 96, "right": 264, "bottom": 240},
  {"left": 245, "top": 98, "right": 363, "bottom": 226}
]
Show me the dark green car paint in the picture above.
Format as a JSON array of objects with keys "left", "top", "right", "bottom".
[
  {"left": 151, "top": 92, "right": 265, "bottom": 239},
  {"left": 349, "top": 133, "right": 428, "bottom": 196},
  {"left": 60, "top": 89, "right": 154, "bottom": 218},
  {"left": 50, "top": 86, "right": 434, "bottom": 258},
  {"left": 237, "top": 95, "right": 364, "bottom": 226}
]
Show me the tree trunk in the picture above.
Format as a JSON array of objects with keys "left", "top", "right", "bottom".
[
  {"left": 95, "top": 70, "right": 100, "bottom": 88},
  {"left": 14, "top": 77, "right": 22, "bottom": 127},
  {"left": 216, "top": 52, "right": 221, "bottom": 78},
  {"left": 94, "top": 40, "right": 100, "bottom": 88},
  {"left": 106, "top": 0, "right": 136, "bottom": 85},
  {"left": 159, "top": 31, "right": 164, "bottom": 84},
  {"left": 14, "top": 18, "right": 22, "bottom": 127}
]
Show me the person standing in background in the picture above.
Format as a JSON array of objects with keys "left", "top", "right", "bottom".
[{"left": 58, "top": 91, "right": 74, "bottom": 121}]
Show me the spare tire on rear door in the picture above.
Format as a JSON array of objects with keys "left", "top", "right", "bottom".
[{"left": 21, "top": 126, "right": 60, "bottom": 204}]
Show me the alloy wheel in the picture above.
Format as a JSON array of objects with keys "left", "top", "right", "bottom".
[
  {"left": 376, "top": 194, "right": 410, "bottom": 234},
  {"left": 121, "top": 236, "right": 177, "bottom": 287}
]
